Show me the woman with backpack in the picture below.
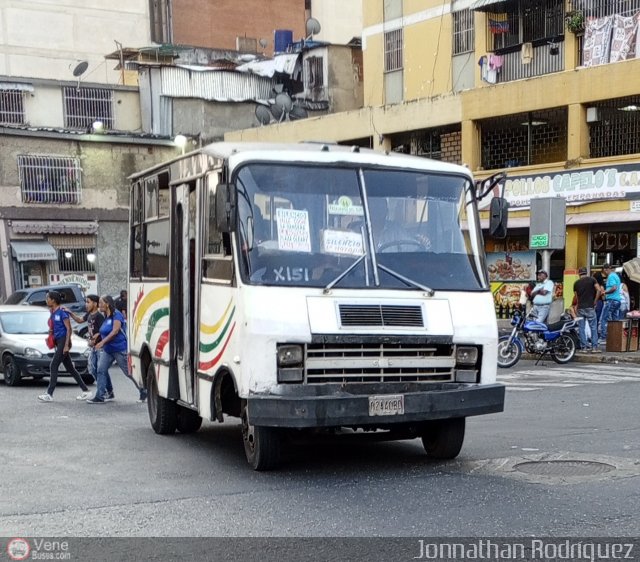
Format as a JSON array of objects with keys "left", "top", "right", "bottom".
[{"left": 86, "top": 294, "right": 147, "bottom": 404}]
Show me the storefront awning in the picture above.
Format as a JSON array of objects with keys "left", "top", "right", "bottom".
[
  {"left": 470, "top": 0, "right": 509, "bottom": 11},
  {"left": 481, "top": 210, "right": 640, "bottom": 229},
  {"left": 11, "top": 240, "right": 58, "bottom": 262},
  {"left": 11, "top": 220, "right": 98, "bottom": 235}
]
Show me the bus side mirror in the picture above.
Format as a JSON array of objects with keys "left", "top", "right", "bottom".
[
  {"left": 489, "top": 197, "right": 509, "bottom": 239},
  {"left": 215, "top": 183, "right": 237, "bottom": 232}
]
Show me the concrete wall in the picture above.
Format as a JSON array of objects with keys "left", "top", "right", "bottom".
[
  {"left": 326, "top": 46, "right": 363, "bottom": 113},
  {"left": 310, "top": 0, "right": 363, "bottom": 44},
  {"left": 0, "top": 0, "right": 151, "bottom": 84},
  {"left": 172, "top": 0, "right": 305, "bottom": 56},
  {"left": 96, "top": 220, "right": 128, "bottom": 295},
  {"left": 173, "top": 99, "right": 262, "bottom": 142}
]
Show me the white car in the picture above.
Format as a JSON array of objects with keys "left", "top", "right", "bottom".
[{"left": 0, "top": 305, "right": 91, "bottom": 387}]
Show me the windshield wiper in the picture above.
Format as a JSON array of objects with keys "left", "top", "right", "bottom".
[
  {"left": 323, "top": 254, "right": 368, "bottom": 293},
  {"left": 376, "top": 263, "right": 435, "bottom": 296}
]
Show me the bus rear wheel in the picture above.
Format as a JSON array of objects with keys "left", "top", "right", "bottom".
[
  {"left": 241, "top": 401, "right": 281, "bottom": 471},
  {"left": 421, "top": 417, "right": 465, "bottom": 459},
  {"left": 147, "top": 362, "right": 177, "bottom": 435}
]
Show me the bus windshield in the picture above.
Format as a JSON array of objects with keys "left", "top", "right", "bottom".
[{"left": 235, "top": 162, "right": 488, "bottom": 291}]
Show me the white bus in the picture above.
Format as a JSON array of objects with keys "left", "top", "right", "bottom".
[{"left": 128, "top": 142, "right": 506, "bottom": 470}]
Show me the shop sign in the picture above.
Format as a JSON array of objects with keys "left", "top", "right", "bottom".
[
  {"left": 530, "top": 233, "right": 549, "bottom": 248},
  {"left": 478, "top": 163, "right": 640, "bottom": 209},
  {"left": 487, "top": 251, "right": 536, "bottom": 282},
  {"left": 630, "top": 200, "right": 640, "bottom": 212}
]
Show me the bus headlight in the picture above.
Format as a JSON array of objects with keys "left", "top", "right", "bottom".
[
  {"left": 277, "top": 344, "right": 303, "bottom": 366},
  {"left": 456, "top": 346, "right": 478, "bottom": 366},
  {"left": 277, "top": 344, "right": 304, "bottom": 383}
]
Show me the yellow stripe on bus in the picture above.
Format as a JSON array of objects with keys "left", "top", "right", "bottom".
[
  {"left": 133, "top": 285, "right": 170, "bottom": 340},
  {"left": 200, "top": 299, "right": 234, "bottom": 335}
]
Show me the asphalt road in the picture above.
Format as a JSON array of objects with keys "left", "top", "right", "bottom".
[{"left": 1, "top": 361, "right": 639, "bottom": 544}]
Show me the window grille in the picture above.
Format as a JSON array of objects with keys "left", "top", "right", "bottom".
[
  {"left": 0, "top": 90, "right": 25, "bottom": 124},
  {"left": 384, "top": 29, "right": 403, "bottom": 72},
  {"left": 63, "top": 87, "right": 113, "bottom": 130},
  {"left": 56, "top": 248, "right": 96, "bottom": 272},
  {"left": 150, "top": 0, "right": 172, "bottom": 43},
  {"left": 589, "top": 96, "right": 640, "bottom": 158},
  {"left": 453, "top": 9, "right": 475, "bottom": 55},
  {"left": 17, "top": 155, "right": 82, "bottom": 204},
  {"left": 304, "top": 56, "right": 324, "bottom": 89},
  {"left": 488, "top": 0, "right": 564, "bottom": 52},
  {"left": 479, "top": 108, "right": 567, "bottom": 170},
  {"left": 579, "top": 0, "right": 640, "bottom": 18}
]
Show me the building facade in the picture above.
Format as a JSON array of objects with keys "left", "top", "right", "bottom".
[
  {"left": 0, "top": 0, "right": 177, "bottom": 298},
  {"left": 225, "top": 0, "right": 640, "bottom": 316}
]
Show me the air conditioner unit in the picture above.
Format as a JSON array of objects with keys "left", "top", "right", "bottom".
[{"left": 28, "top": 275, "right": 42, "bottom": 286}]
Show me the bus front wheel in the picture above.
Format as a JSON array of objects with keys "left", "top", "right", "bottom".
[
  {"left": 147, "top": 362, "right": 177, "bottom": 435},
  {"left": 421, "top": 417, "right": 465, "bottom": 459},
  {"left": 241, "top": 401, "right": 281, "bottom": 471}
]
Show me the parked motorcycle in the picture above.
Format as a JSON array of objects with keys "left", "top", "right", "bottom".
[{"left": 497, "top": 309, "right": 581, "bottom": 368}]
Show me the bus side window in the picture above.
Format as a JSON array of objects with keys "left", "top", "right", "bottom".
[{"left": 203, "top": 179, "right": 234, "bottom": 283}]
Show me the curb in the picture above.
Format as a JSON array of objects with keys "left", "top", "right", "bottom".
[{"left": 521, "top": 352, "right": 640, "bottom": 364}]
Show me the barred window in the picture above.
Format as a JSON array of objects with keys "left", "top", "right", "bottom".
[
  {"left": 384, "top": 29, "right": 403, "bottom": 72},
  {"left": 150, "top": 0, "right": 172, "bottom": 43},
  {"left": 453, "top": 9, "right": 475, "bottom": 55},
  {"left": 17, "top": 155, "right": 82, "bottom": 205},
  {"left": 304, "top": 56, "right": 324, "bottom": 89},
  {"left": 63, "top": 87, "right": 113, "bottom": 130},
  {"left": 0, "top": 89, "right": 25, "bottom": 124},
  {"left": 57, "top": 248, "right": 96, "bottom": 272}
]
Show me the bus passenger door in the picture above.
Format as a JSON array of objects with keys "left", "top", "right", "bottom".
[{"left": 170, "top": 182, "right": 196, "bottom": 404}]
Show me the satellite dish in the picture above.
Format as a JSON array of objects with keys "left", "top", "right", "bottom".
[
  {"left": 289, "top": 104, "right": 308, "bottom": 121},
  {"left": 259, "top": 38, "right": 268, "bottom": 49},
  {"left": 306, "top": 17, "right": 321, "bottom": 37},
  {"left": 269, "top": 104, "right": 284, "bottom": 122},
  {"left": 72, "top": 61, "right": 89, "bottom": 77},
  {"left": 255, "top": 105, "right": 272, "bottom": 125},
  {"left": 274, "top": 92, "right": 293, "bottom": 113}
]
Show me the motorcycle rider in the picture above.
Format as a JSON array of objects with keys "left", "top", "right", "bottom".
[{"left": 530, "top": 269, "right": 554, "bottom": 323}]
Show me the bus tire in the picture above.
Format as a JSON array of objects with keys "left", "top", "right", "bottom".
[
  {"left": 421, "top": 417, "right": 465, "bottom": 460},
  {"left": 147, "top": 362, "right": 177, "bottom": 435},
  {"left": 176, "top": 406, "right": 202, "bottom": 434},
  {"left": 241, "top": 401, "right": 281, "bottom": 471}
]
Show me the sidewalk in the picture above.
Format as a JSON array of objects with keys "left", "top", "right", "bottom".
[{"left": 497, "top": 319, "right": 640, "bottom": 364}]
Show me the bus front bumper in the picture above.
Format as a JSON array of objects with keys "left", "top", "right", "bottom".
[{"left": 246, "top": 382, "right": 505, "bottom": 428}]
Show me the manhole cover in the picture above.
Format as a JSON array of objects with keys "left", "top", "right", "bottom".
[{"left": 514, "top": 460, "right": 616, "bottom": 476}]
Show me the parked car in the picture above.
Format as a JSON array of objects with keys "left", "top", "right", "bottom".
[
  {"left": 0, "top": 305, "right": 92, "bottom": 386},
  {"left": 5, "top": 284, "right": 89, "bottom": 337}
]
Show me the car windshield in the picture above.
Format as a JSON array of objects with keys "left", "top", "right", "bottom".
[
  {"left": 235, "top": 162, "right": 488, "bottom": 291},
  {"left": 5, "top": 292, "right": 27, "bottom": 304},
  {"left": 0, "top": 310, "right": 50, "bottom": 334}
]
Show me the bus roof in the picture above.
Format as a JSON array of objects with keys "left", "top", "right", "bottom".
[{"left": 129, "top": 141, "right": 472, "bottom": 181}]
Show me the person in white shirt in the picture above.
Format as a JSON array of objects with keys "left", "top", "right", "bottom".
[{"left": 530, "top": 269, "right": 554, "bottom": 323}]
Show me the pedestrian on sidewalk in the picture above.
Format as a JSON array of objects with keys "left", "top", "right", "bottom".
[
  {"left": 599, "top": 263, "right": 622, "bottom": 344},
  {"left": 530, "top": 270, "right": 554, "bottom": 323},
  {"left": 66, "top": 294, "right": 104, "bottom": 382},
  {"left": 573, "top": 267, "right": 601, "bottom": 353},
  {"left": 593, "top": 271, "right": 605, "bottom": 323},
  {"left": 87, "top": 295, "right": 147, "bottom": 404},
  {"left": 37, "top": 291, "right": 91, "bottom": 402}
]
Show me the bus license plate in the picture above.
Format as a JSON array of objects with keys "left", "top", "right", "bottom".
[{"left": 368, "top": 394, "right": 404, "bottom": 416}]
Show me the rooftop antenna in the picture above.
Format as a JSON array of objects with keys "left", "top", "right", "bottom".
[
  {"left": 305, "top": 17, "right": 321, "bottom": 40},
  {"left": 71, "top": 60, "right": 89, "bottom": 91}
]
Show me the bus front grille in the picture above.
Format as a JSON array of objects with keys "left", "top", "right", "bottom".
[{"left": 304, "top": 342, "right": 454, "bottom": 384}]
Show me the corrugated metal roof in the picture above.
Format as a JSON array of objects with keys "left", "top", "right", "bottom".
[{"left": 160, "top": 66, "right": 275, "bottom": 102}]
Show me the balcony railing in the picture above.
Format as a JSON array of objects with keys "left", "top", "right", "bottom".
[{"left": 496, "top": 42, "right": 565, "bottom": 83}]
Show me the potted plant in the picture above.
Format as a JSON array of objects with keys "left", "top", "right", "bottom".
[{"left": 565, "top": 10, "right": 585, "bottom": 33}]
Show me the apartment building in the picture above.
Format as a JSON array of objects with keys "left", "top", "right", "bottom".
[
  {"left": 226, "top": 0, "right": 640, "bottom": 313},
  {"left": 0, "top": 0, "right": 176, "bottom": 297}
]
